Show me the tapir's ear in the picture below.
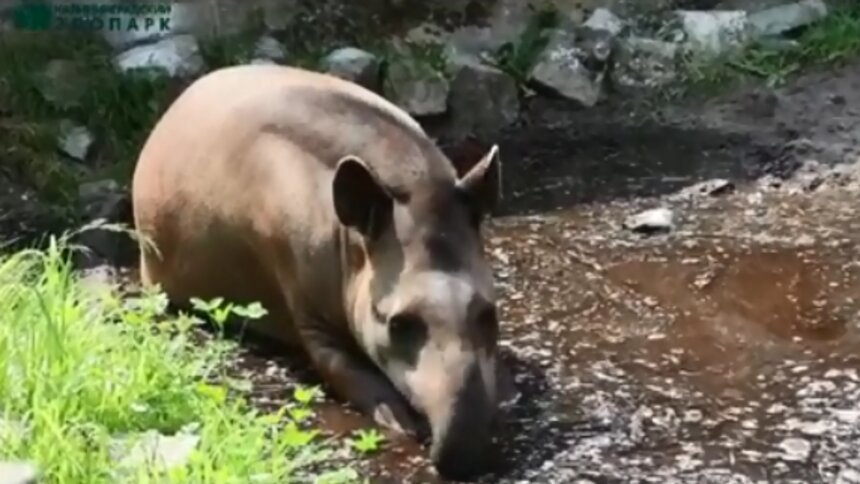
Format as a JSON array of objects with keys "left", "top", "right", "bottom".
[
  {"left": 456, "top": 144, "right": 501, "bottom": 216},
  {"left": 332, "top": 155, "right": 393, "bottom": 238}
]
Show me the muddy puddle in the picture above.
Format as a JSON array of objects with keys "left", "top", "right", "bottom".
[{"left": 219, "top": 202, "right": 860, "bottom": 483}]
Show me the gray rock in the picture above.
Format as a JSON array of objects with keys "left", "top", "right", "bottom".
[
  {"left": 443, "top": 0, "right": 548, "bottom": 66},
  {"left": 115, "top": 34, "right": 205, "bottom": 78},
  {"left": 34, "top": 59, "right": 88, "bottom": 109},
  {"left": 100, "top": 1, "right": 218, "bottom": 50},
  {"left": 530, "top": 29, "right": 602, "bottom": 107},
  {"left": 677, "top": 10, "right": 751, "bottom": 57},
  {"left": 111, "top": 431, "right": 200, "bottom": 474},
  {"left": 79, "top": 264, "right": 120, "bottom": 295},
  {"left": 0, "top": 462, "right": 38, "bottom": 484},
  {"left": 837, "top": 468, "right": 860, "bottom": 484},
  {"left": 582, "top": 8, "right": 625, "bottom": 36},
  {"left": 748, "top": 0, "right": 828, "bottom": 38},
  {"left": 624, "top": 208, "right": 675, "bottom": 234},
  {"left": 383, "top": 60, "right": 449, "bottom": 117},
  {"left": 612, "top": 36, "right": 679, "bottom": 92},
  {"left": 405, "top": 22, "right": 450, "bottom": 45},
  {"left": 777, "top": 437, "right": 812, "bottom": 462},
  {"left": 675, "top": 178, "right": 735, "bottom": 199},
  {"left": 253, "top": 35, "right": 286, "bottom": 62},
  {"left": 247, "top": 58, "right": 277, "bottom": 65},
  {"left": 57, "top": 121, "right": 94, "bottom": 162},
  {"left": 447, "top": 61, "right": 520, "bottom": 141},
  {"left": 321, "top": 47, "right": 382, "bottom": 92}
]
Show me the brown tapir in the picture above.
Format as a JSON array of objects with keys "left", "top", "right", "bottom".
[{"left": 131, "top": 64, "right": 512, "bottom": 479}]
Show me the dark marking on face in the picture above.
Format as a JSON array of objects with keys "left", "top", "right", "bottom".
[
  {"left": 403, "top": 182, "right": 484, "bottom": 273},
  {"left": 373, "top": 302, "right": 428, "bottom": 369}
]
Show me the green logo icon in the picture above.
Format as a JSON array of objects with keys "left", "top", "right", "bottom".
[{"left": 12, "top": 1, "right": 53, "bottom": 31}]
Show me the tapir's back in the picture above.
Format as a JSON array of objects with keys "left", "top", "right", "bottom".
[{"left": 131, "top": 65, "right": 457, "bottom": 342}]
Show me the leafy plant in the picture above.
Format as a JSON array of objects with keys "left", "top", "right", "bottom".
[
  {"left": 0, "top": 237, "right": 354, "bottom": 482},
  {"left": 348, "top": 428, "right": 386, "bottom": 455},
  {"left": 491, "top": 7, "right": 560, "bottom": 84}
]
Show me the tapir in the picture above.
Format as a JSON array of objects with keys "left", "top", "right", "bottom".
[{"left": 131, "top": 64, "right": 511, "bottom": 480}]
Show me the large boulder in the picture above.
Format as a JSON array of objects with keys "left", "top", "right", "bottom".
[
  {"left": 676, "top": 10, "right": 751, "bottom": 57},
  {"left": 447, "top": 61, "right": 520, "bottom": 141},
  {"left": 321, "top": 47, "right": 382, "bottom": 92},
  {"left": 383, "top": 59, "right": 450, "bottom": 117},
  {"left": 748, "top": 0, "right": 828, "bottom": 38},
  {"left": 529, "top": 28, "right": 603, "bottom": 107},
  {"left": 115, "top": 34, "right": 205, "bottom": 78}
]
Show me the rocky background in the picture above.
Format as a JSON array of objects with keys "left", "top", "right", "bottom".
[{"left": 0, "top": 0, "right": 838, "bottom": 268}]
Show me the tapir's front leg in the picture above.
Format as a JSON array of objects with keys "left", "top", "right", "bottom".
[{"left": 297, "top": 321, "right": 425, "bottom": 439}]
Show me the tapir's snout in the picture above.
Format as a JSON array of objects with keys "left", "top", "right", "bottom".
[{"left": 428, "top": 363, "right": 497, "bottom": 481}]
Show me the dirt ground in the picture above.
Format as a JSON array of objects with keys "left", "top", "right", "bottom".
[{"left": 3, "top": 56, "right": 860, "bottom": 483}]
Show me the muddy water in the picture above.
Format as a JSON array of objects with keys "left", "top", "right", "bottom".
[{"left": 236, "top": 202, "right": 857, "bottom": 483}]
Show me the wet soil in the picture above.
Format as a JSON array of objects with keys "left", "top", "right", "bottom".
[
  {"left": 213, "top": 58, "right": 860, "bottom": 483},
  {"left": 5, "top": 55, "right": 860, "bottom": 484}
]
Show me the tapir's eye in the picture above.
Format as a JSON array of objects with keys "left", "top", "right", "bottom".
[{"left": 388, "top": 313, "right": 427, "bottom": 348}]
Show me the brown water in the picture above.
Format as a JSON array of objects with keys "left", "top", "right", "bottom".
[{"left": 223, "top": 198, "right": 860, "bottom": 483}]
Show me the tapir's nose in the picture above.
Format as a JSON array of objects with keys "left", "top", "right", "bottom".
[{"left": 429, "top": 364, "right": 496, "bottom": 481}]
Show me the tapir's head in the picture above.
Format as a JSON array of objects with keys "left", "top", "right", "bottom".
[{"left": 332, "top": 143, "right": 505, "bottom": 480}]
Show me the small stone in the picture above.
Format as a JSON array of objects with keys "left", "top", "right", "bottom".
[
  {"left": 101, "top": 2, "right": 209, "bottom": 50},
  {"left": 624, "top": 208, "right": 675, "bottom": 234},
  {"left": 321, "top": 47, "right": 382, "bottom": 92},
  {"left": 0, "top": 462, "right": 38, "bottom": 484},
  {"left": 253, "top": 35, "right": 286, "bottom": 61},
  {"left": 612, "top": 36, "right": 679, "bottom": 92},
  {"left": 748, "top": 0, "right": 828, "bottom": 38},
  {"left": 676, "top": 10, "right": 751, "bottom": 57},
  {"left": 582, "top": 8, "right": 625, "bottom": 36},
  {"left": 836, "top": 468, "right": 860, "bottom": 484},
  {"left": 112, "top": 431, "right": 200, "bottom": 472},
  {"left": 777, "top": 437, "right": 811, "bottom": 462},
  {"left": 676, "top": 178, "right": 735, "bottom": 199},
  {"left": 383, "top": 59, "right": 449, "bottom": 117},
  {"left": 58, "top": 121, "right": 94, "bottom": 161},
  {"left": 796, "top": 419, "right": 833, "bottom": 436},
  {"left": 115, "top": 34, "right": 205, "bottom": 78},
  {"left": 530, "top": 29, "right": 602, "bottom": 107}
]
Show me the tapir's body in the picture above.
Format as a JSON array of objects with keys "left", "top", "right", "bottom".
[{"left": 132, "top": 64, "right": 506, "bottom": 479}]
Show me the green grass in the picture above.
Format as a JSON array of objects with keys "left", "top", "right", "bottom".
[
  {"left": 0, "top": 238, "right": 363, "bottom": 483},
  {"left": 490, "top": 7, "right": 559, "bottom": 84},
  {"left": 0, "top": 31, "right": 175, "bottom": 202},
  {"left": 678, "top": 2, "right": 860, "bottom": 95}
]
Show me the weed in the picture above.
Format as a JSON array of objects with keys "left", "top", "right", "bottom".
[
  {"left": 676, "top": 3, "right": 860, "bottom": 96},
  {"left": 0, "top": 31, "right": 175, "bottom": 194},
  {"left": 348, "top": 429, "right": 386, "bottom": 455},
  {"left": 491, "top": 7, "right": 559, "bottom": 84},
  {"left": 0, "top": 237, "right": 357, "bottom": 483}
]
